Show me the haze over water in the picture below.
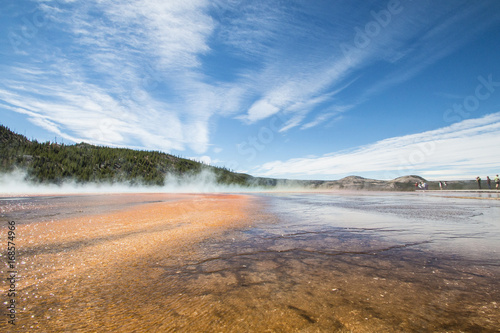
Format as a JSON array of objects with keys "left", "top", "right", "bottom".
[{"left": 1, "top": 191, "right": 499, "bottom": 332}]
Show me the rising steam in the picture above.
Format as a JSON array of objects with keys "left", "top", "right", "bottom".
[{"left": 0, "top": 169, "right": 254, "bottom": 195}]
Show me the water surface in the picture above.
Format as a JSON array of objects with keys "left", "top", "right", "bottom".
[
  {"left": 166, "top": 192, "right": 500, "bottom": 332},
  {"left": 1, "top": 192, "right": 498, "bottom": 332}
]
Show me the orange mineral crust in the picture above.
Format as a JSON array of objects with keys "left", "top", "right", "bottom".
[
  {"left": 2, "top": 192, "right": 499, "bottom": 332},
  {"left": 1, "top": 193, "right": 258, "bottom": 332}
]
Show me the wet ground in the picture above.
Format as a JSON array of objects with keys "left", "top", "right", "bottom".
[{"left": 1, "top": 191, "right": 499, "bottom": 332}]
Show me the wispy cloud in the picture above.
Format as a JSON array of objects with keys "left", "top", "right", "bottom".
[
  {"left": 253, "top": 112, "right": 500, "bottom": 180},
  {"left": 1, "top": 0, "right": 223, "bottom": 153},
  {"left": 1, "top": 0, "right": 499, "bottom": 164},
  {"left": 301, "top": 112, "right": 341, "bottom": 130},
  {"left": 354, "top": 1, "right": 500, "bottom": 102},
  {"left": 0, "top": 60, "right": 187, "bottom": 150},
  {"left": 239, "top": 0, "right": 500, "bottom": 129}
]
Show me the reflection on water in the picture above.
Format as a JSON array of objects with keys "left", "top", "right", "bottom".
[
  {"left": 1, "top": 192, "right": 499, "bottom": 332},
  {"left": 165, "top": 192, "right": 500, "bottom": 332},
  {"left": 262, "top": 192, "right": 500, "bottom": 261}
]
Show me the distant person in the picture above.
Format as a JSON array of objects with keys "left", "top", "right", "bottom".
[
  {"left": 443, "top": 181, "right": 448, "bottom": 189},
  {"left": 495, "top": 175, "right": 499, "bottom": 189},
  {"left": 476, "top": 176, "right": 482, "bottom": 189},
  {"left": 415, "top": 182, "right": 419, "bottom": 190},
  {"left": 439, "top": 181, "right": 443, "bottom": 190},
  {"left": 486, "top": 176, "right": 491, "bottom": 189}
]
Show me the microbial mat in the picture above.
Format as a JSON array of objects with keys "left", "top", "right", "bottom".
[{"left": 0, "top": 191, "right": 499, "bottom": 332}]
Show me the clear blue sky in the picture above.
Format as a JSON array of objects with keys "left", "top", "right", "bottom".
[{"left": 1, "top": 0, "right": 500, "bottom": 180}]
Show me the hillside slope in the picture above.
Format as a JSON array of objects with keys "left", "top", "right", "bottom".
[{"left": 0, "top": 125, "right": 251, "bottom": 186}]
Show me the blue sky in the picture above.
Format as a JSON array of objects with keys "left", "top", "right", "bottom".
[{"left": 1, "top": 0, "right": 500, "bottom": 181}]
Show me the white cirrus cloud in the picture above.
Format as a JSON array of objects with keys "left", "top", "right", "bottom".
[
  {"left": 2, "top": 0, "right": 499, "bottom": 158},
  {"left": 240, "top": 0, "right": 500, "bottom": 130},
  {"left": 253, "top": 112, "right": 500, "bottom": 180},
  {"left": 2, "top": 0, "right": 220, "bottom": 153}
]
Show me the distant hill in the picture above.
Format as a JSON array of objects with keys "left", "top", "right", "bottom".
[
  {"left": 311, "top": 175, "right": 426, "bottom": 191},
  {"left": 313, "top": 175, "right": 487, "bottom": 191}
]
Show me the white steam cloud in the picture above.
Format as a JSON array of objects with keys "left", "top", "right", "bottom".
[
  {"left": 0, "top": 169, "right": 332, "bottom": 195},
  {"left": 0, "top": 169, "right": 249, "bottom": 195}
]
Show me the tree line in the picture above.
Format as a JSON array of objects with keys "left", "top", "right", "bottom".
[{"left": 0, "top": 125, "right": 251, "bottom": 186}]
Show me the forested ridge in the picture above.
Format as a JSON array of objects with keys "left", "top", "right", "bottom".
[
  {"left": 0, "top": 125, "right": 252, "bottom": 186},
  {"left": 3, "top": 125, "right": 477, "bottom": 191}
]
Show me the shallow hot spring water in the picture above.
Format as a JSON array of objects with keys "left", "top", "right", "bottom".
[{"left": 1, "top": 192, "right": 499, "bottom": 332}]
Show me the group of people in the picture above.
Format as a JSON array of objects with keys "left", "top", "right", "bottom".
[
  {"left": 417, "top": 181, "right": 448, "bottom": 190},
  {"left": 416, "top": 182, "right": 429, "bottom": 190},
  {"left": 476, "top": 175, "right": 500, "bottom": 190},
  {"left": 415, "top": 181, "right": 448, "bottom": 190},
  {"left": 415, "top": 175, "right": 500, "bottom": 191}
]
